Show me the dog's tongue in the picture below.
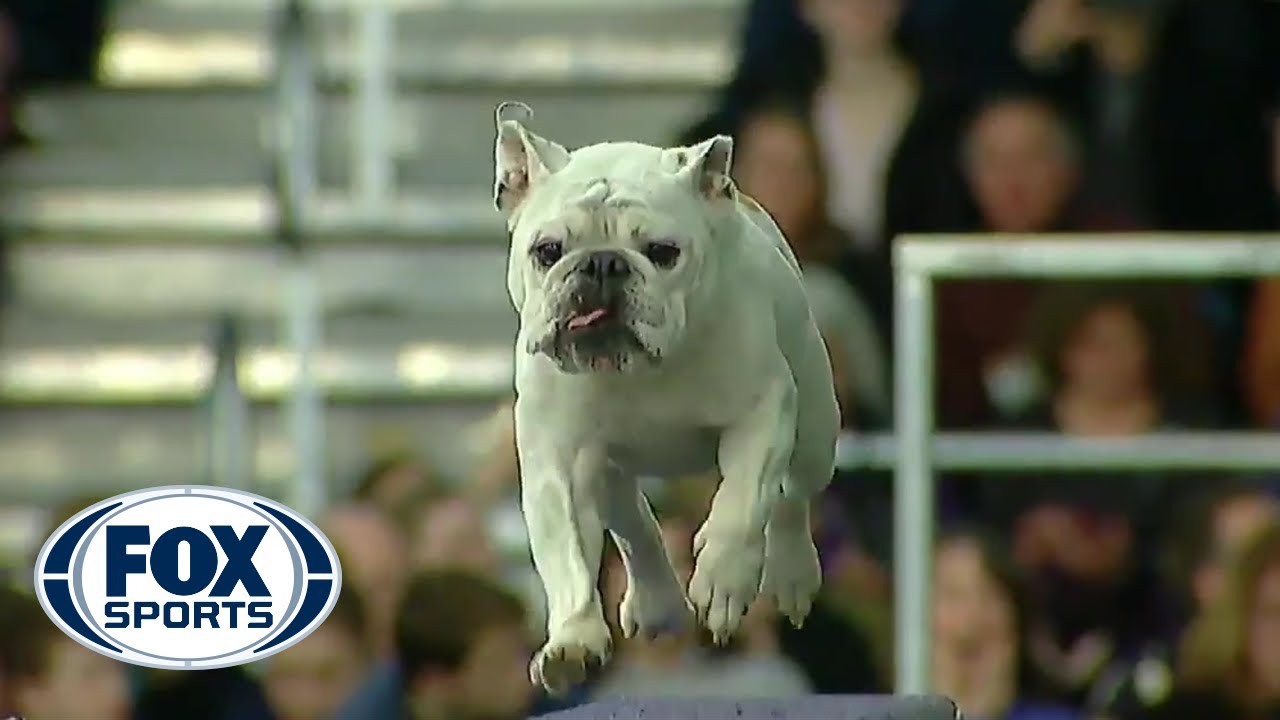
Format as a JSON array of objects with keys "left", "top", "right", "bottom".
[{"left": 567, "top": 308, "right": 609, "bottom": 330}]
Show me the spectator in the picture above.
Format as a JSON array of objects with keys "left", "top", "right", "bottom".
[
  {"left": 1089, "top": 483, "right": 1279, "bottom": 718},
  {"left": 338, "top": 570, "right": 538, "bottom": 720},
  {"left": 1011, "top": 0, "right": 1280, "bottom": 233},
  {"left": 261, "top": 584, "right": 372, "bottom": 720},
  {"left": 1013, "top": 0, "right": 1170, "bottom": 220},
  {"left": 726, "top": 98, "right": 890, "bottom": 422},
  {"left": 803, "top": 265, "right": 890, "bottom": 428},
  {"left": 133, "top": 667, "right": 273, "bottom": 720},
  {"left": 730, "top": 98, "right": 843, "bottom": 266},
  {"left": 1165, "top": 485, "right": 1280, "bottom": 626},
  {"left": 1019, "top": 282, "right": 1212, "bottom": 433},
  {"left": 321, "top": 502, "right": 409, "bottom": 659},
  {"left": 690, "top": 0, "right": 971, "bottom": 340},
  {"left": 959, "top": 93, "right": 1099, "bottom": 235},
  {"left": 1, "top": 585, "right": 131, "bottom": 720},
  {"left": 1143, "top": 521, "right": 1280, "bottom": 719},
  {"left": 1244, "top": 278, "right": 1280, "bottom": 426},
  {"left": 1018, "top": 0, "right": 1280, "bottom": 423},
  {"left": 0, "top": 581, "right": 31, "bottom": 714},
  {"left": 352, "top": 453, "right": 440, "bottom": 526},
  {"left": 0, "top": 0, "right": 114, "bottom": 152},
  {"left": 982, "top": 282, "right": 1213, "bottom": 702},
  {"left": 937, "top": 92, "right": 1098, "bottom": 428},
  {"left": 932, "top": 528, "right": 1079, "bottom": 720},
  {"left": 0, "top": 0, "right": 112, "bottom": 87},
  {"left": 798, "top": 0, "right": 970, "bottom": 252},
  {"left": 407, "top": 495, "right": 501, "bottom": 577},
  {"left": 593, "top": 512, "right": 812, "bottom": 700}
]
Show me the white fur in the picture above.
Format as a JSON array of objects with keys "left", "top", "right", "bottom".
[{"left": 493, "top": 103, "right": 840, "bottom": 694}]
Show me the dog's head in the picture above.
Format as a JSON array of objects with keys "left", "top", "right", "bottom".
[{"left": 492, "top": 102, "right": 740, "bottom": 375}]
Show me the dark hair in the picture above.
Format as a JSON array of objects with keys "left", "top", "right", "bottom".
[
  {"left": 715, "top": 0, "right": 918, "bottom": 126},
  {"left": 935, "top": 526, "right": 1042, "bottom": 692},
  {"left": 731, "top": 96, "right": 825, "bottom": 177},
  {"left": 395, "top": 570, "right": 526, "bottom": 680},
  {"left": 0, "top": 584, "right": 63, "bottom": 680},
  {"left": 1025, "top": 281, "right": 1203, "bottom": 398},
  {"left": 678, "top": 95, "right": 838, "bottom": 258},
  {"left": 960, "top": 89, "right": 1083, "bottom": 168}
]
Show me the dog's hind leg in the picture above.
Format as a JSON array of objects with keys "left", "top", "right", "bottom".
[
  {"left": 762, "top": 323, "right": 841, "bottom": 627},
  {"left": 603, "top": 469, "right": 692, "bottom": 639}
]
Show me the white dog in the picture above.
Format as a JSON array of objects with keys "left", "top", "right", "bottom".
[{"left": 493, "top": 102, "right": 840, "bottom": 694}]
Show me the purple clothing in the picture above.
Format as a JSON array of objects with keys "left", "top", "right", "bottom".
[{"left": 1001, "top": 701, "right": 1083, "bottom": 720}]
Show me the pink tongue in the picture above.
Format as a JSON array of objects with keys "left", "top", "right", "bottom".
[{"left": 567, "top": 308, "right": 609, "bottom": 330}]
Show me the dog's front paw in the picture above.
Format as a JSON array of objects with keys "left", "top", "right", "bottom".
[
  {"left": 761, "top": 520, "right": 822, "bottom": 628},
  {"left": 619, "top": 573, "right": 693, "bottom": 640},
  {"left": 529, "top": 616, "right": 612, "bottom": 696},
  {"left": 687, "top": 525, "right": 765, "bottom": 644}
]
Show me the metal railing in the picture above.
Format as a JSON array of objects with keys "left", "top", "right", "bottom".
[
  {"left": 205, "top": 313, "right": 252, "bottom": 491},
  {"left": 889, "top": 234, "right": 1280, "bottom": 694},
  {"left": 351, "top": 0, "right": 395, "bottom": 221},
  {"left": 271, "top": 0, "right": 326, "bottom": 518}
]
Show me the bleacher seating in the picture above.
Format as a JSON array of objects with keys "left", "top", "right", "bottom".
[{"left": 0, "top": 0, "right": 744, "bottom": 561}]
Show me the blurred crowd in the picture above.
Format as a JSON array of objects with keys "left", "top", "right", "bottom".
[{"left": 0, "top": 0, "right": 1279, "bottom": 719}]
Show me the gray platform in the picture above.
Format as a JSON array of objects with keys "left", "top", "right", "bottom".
[{"left": 533, "top": 696, "right": 962, "bottom": 720}]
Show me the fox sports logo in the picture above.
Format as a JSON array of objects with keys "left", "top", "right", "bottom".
[{"left": 33, "top": 486, "right": 342, "bottom": 670}]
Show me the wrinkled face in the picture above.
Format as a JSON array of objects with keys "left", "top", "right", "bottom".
[
  {"left": 494, "top": 108, "right": 736, "bottom": 376},
  {"left": 518, "top": 174, "right": 697, "bottom": 374}
]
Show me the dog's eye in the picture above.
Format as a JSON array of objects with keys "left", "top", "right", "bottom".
[
  {"left": 532, "top": 240, "right": 564, "bottom": 268},
  {"left": 643, "top": 241, "right": 681, "bottom": 269}
]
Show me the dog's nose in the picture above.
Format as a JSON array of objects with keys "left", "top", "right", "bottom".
[{"left": 577, "top": 250, "right": 631, "bottom": 281}]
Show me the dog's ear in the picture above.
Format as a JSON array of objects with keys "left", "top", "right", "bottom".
[
  {"left": 677, "top": 134, "right": 735, "bottom": 202},
  {"left": 493, "top": 102, "right": 570, "bottom": 214}
]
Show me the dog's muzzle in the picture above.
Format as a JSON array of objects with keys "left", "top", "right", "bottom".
[
  {"left": 565, "top": 249, "right": 629, "bottom": 327},
  {"left": 537, "top": 250, "right": 653, "bottom": 372}
]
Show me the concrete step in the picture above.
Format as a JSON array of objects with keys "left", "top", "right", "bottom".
[
  {"left": 8, "top": 0, "right": 733, "bottom": 191},
  {"left": 0, "top": 312, "right": 515, "bottom": 404},
  {"left": 0, "top": 234, "right": 516, "bottom": 402},
  {"left": 101, "top": 0, "right": 737, "bottom": 89},
  {"left": 9, "top": 86, "right": 715, "bottom": 190},
  {"left": 0, "top": 235, "right": 514, "bottom": 400},
  {"left": 4, "top": 228, "right": 511, "bottom": 318},
  {"left": 0, "top": 237, "right": 518, "bottom": 513},
  {"left": 0, "top": 398, "right": 507, "bottom": 505}
]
